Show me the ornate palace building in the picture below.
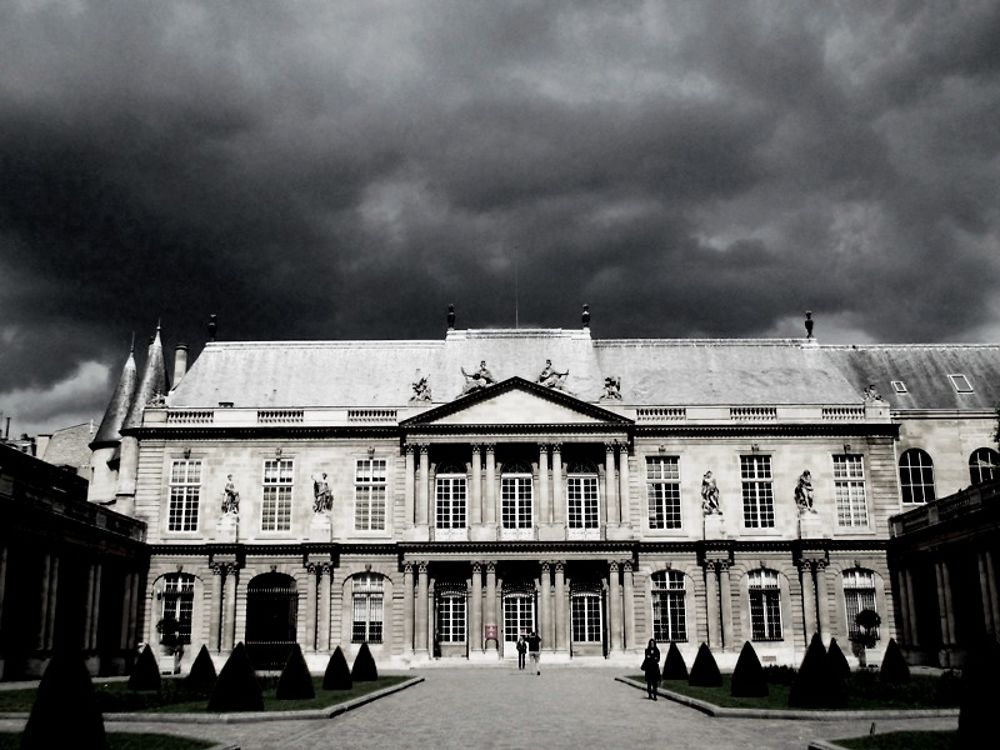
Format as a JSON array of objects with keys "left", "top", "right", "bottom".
[{"left": 82, "top": 310, "right": 1000, "bottom": 672}]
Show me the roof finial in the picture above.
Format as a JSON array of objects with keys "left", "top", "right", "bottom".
[
  {"left": 208, "top": 313, "right": 218, "bottom": 342},
  {"left": 582, "top": 303, "right": 591, "bottom": 329},
  {"left": 447, "top": 304, "right": 456, "bottom": 332},
  {"left": 805, "top": 310, "right": 814, "bottom": 339},
  {"left": 129, "top": 331, "right": 135, "bottom": 353}
]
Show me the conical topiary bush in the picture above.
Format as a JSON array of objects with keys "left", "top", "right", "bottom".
[
  {"left": 276, "top": 643, "right": 315, "bottom": 700},
  {"left": 688, "top": 643, "right": 722, "bottom": 687},
  {"left": 323, "top": 646, "right": 353, "bottom": 690},
  {"left": 730, "top": 641, "right": 768, "bottom": 697},
  {"left": 958, "top": 637, "right": 1000, "bottom": 750},
  {"left": 351, "top": 642, "right": 378, "bottom": 681},
  {"left": 879, "top": 638, "right": 910, "bottom": 685},
  {"left": 185, "top": 644, "right": 218, "bottom": 694},
  {"left": 20, "top": 649, "right": 107, "bottom": 750},
  {"left": 207, "top": 642, "right": 264, "bottom": 712},
  {"left": 789, "top": 633, "right": 846, "bottom": 708},
  {"left": 826, "top": 637, "right": 851, "bottom": 681},
  {"left": 662, "top": 642, "right": 688, "bottom": 680},
  {"left": 127, "top": 643, "right": 162, "bottom": 692}
]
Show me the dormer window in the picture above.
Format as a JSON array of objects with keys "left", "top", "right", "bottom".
[
  {"left": 948, "top": 374, "right": 973, "bottom": 393},
  {"left": 890, "top": 381, "right": 908, "bottom": 394}
]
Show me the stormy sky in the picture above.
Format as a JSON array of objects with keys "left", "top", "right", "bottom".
[{"left": 1, "top": 1, "right": 999, "bottom": 437}]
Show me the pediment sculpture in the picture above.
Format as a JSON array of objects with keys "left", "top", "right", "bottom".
[
  {"left": 600, "top": 375, "right": 622, "bottom": 401},
  {"left": 460, "top": 360, "right": 497, "bottom": 395},
  {"left": 410, "top": 373, "right": 432, "bottom": 403},
  {"left": 537, "top": 359, "right": 571, "bottom": 392}
]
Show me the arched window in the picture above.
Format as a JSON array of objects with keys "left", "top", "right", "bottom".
[
  {"left": 969, "top": 448, "right": 1000, "bottom": 486},
  {"left": 160, "top": 573, "right": 195, "bottom": 645},
  {"left": 899, "top": 448, "right": 935, "bottom": 504},
  {"left": 748, "top": 569, "right": 782, "bottom": 641},
  {"left": 352, "top": 573, "right": 384, "bottom": 644},
  {"left": 501, "top": 462, "right": 533, "bottom": 530},
  {"left": 650, "top": 570, "right": 686, "bottom": 642},
  {"left": 843, "top": 569, "right": 878, "bottom": 640}
]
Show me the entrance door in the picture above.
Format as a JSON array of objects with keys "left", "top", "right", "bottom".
[
  {"left": 245, "top": 573, "right": 298, "bottom": 669},
  {"left": 502, "top": 593, "right": 535, "bottom": 658}
]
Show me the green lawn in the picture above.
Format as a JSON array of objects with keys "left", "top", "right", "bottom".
[
  {"left": 0, "top": 674, "right": 409, "bottom": 714},
  {"left": 836, "top": 730, "right": 957, "bottom": 750},
  {"left": 0, "top": 733, "right": 215, "bottom": 750},
  {"left": 633, "top": 672, "right": 960, "bottom": 711}
]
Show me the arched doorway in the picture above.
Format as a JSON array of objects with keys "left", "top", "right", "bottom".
[{"left": 245, "top": 573, "right": 298, "bottom": 669}]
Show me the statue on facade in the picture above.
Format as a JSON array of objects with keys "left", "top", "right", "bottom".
[
  {"left": 795, "top": 470, "right": 816, "bottom": 512},
  {"left": 410, "top": 373, "right": 432, "bottom": 403},
  {"left": 537, "top": 359, "right": 570, "bottom": 390},
  {"left": 146, "top": 390, "right": 167, "bottom": 407},
  {"left": 222, "top": 475, "right": 240, "bottom": 515},
  {"left": 863, "top": 383, "right": 884, "bottom": 402},
  {"left": 460, "top": 360, "right": 496, "bottom": 394},
  {"left": 701, "top": 471, "right": 722, "bottom": 515},
  {"left": 313, "top": 473, "right": 333, "bottom": 513},
  {"left": 601, "top": 375, "right": 622, "bottom": 401}
]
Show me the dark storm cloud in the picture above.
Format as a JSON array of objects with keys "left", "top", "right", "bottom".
[{"left": 1, "top": 0, "right": 999, "bottom": 434}]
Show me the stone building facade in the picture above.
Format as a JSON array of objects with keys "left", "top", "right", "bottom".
[{"left": 85, "top": 315, "right": 1000, "bottom": 672}]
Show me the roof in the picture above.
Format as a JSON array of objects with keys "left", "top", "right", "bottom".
[
  {"left": 92, "top": 349, "right": 137, "bottom": 448},
  {"left": 40, "top": 422, "right": 96, "bottom": 470},
  {"left": 123, "top": 328, "right": 168, "bottom": 430}
]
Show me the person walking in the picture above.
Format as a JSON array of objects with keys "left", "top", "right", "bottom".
[
  {"left": 516, "top": 633, "right": 527, "bottom": 671},
  {"left": 526, "top": 630, "right": 541, "bottom": 675},
  {"left": 642, "top": 639, "right": 661, "bottom": 699}
]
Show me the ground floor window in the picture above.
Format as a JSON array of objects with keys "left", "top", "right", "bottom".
[
  {"left": 748, "top": 569, "right": 782, "bottom": 641},
  {"left": 436, "top": 591, "right": 467, "bottom": 644},
  {"left": 503, "top": 592, "right": 535, "bottom": 643},
  {"left": 571, "top": 592, "right": 602, "bottom": 642},
  {"left": 843, "top": 569, "right": 878, "bottom": 640},
  {"left": 352, "top": 573, "right": 384, "bottom": 644},
  {"left": 161, "top": 573, "right": 195, "bottom": 645},
  {"left": 651, "top": 570, "right": 687, "bottom": 642}
]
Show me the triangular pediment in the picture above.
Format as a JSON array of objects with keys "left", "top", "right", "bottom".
[{"left": 401, "top": 377, "right": 631, "bottom": 427}]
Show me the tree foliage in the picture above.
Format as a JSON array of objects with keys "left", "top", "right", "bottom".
[
  {"left": 958, "top": 637, "right": 1000, "bottom": 749},
  {"left": 351, "top": 642, "right": 378, "bottom": 681},
  {"left": 276, "top": 643, "right": 315, "bottom": 700},
  {"left": 323, "top": 646, "right": 353, "bottom": 690},
  {"left": 127, "top": 644, "right": 162, "bottom": 692},
  {"left": 789, "top": 633, "right": 846, "bottom": 708},
  {"left": 730, "top": 641, "right": 768, "bottom": 697},
  {"left": 688, "top": 643, "right": 722, "bottom": 687},
  {"left": 21, "top": 649, "right": 107, "bottom": 749},
  {"left": 662, "top": 642, "right": 688, "bottom": 680},
  {"left": 879, "top": 638, "right": 911, "bottom": 685},
  {"left": 207, "top": 642, "right": 264, "bottom": 712},
  {"left": 184, "top": 644, "right": 218, "bottom": 694}
]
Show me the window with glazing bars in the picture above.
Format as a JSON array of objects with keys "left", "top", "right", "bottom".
[
  {"left": 571, "top": 592, "right": 602, "bottom": 642},
  {"left": 261, "top": 459, "right": 294, "bottom": 531},
  {"left": 435, "top": 475, "right": 467, "bottom": 528},
  {"left": 168, "top": 460, "right": 201, "bottom": 532},
  {"left": 969, "top": 447, "right": 1000, "bottom": 485},
  {"left": 437, "top": 593, "right": 466, "bottom": 643},
  {"left": 351, "top": 574, "right": 384, "bottom": 643},
  {"left": 834, "top": 455, "right": 868, "bottom": 527},
  {"left": 501, "top": 474, "right": 533, "bottom": 529},
  {"left": 355, "top": 458, "right": 387, "bottom": 530},
  {"left": 161, "top": 574, "right": 194, "bottom": 644},
  {"left": 503, "top": 595, "right": 535, "bottom": 642},
  {"left": 748, "top": 569, "right": 782, "bottom": 641},
  {"left": 899, "top": 449, "right": 935, "bottom": 504},
  {"left": 651, "top": 570, "right": 687, "bottom": 641},
  {"left": 741, "top": 455, "right": 774, "bottom": 528},
  {"left": 843, "top": 569, "right": 877, "bottom": 640},
  {"left": 567, "top": 474, "right": 599, "bottom": 529},
  {"left": 646, "top": 456, "right": 681, "bottom": 529}
]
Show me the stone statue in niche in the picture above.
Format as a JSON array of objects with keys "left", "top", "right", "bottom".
[
  {"left": 537, "top": 359, "right": 570, "bottom": 390},
  {"left": 222, "top": 474, "right": 240, "bottom": 515},
  {"left": 460, "top": 360, "right": 496, "bottom": 394},
  {"left": 601, "top": 375, "right": 622, "bottom": 401},
  {"left": 701, "top": 471, "right": 722, "bottom": 515},
  {"left": 795, "top": 470, "right": 816, "bottom": 513},
  {"left": 313, "top": 473, "right": 333, "bottom": 513},
  {"left": 410, "top": 373, "right": 432, "bottom": 403}
]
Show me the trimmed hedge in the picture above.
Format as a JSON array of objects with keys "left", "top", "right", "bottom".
[
  {"left": 207, "top": 642, "right": 264, "bottom": 712},
  {"left": 789, "top": 633, "right": 846, "bottom": 708},
  {"left": 879, "top": 638, "right": 910, "bottom": 685},
  {"left": 688, "top": 643, "right": 722, "bottom": 688},
  {"left": 322, "top": 646, "right": 353, "bottom": 691},
  {"left": 184, "top": 644, "right": 218, "bottom": 695},
  {"left": 827, "top": 638, "right": 851, "bottom": 681},
  {"left": 351, "top": 642, "right": 378, "bottom": 682},
  {"left": 127, "top": 644, "right": 162, "bottom": 693},
  {"left": 276, "top": 644, "right": 315, "bottom": 700},
  {"left": 730, "top": 641, "right": 768, "bottom": 697},
  {"left": 662, "top": 642, "right": 688, "bottom": 680},
  {"left": 21, "top": 649, "right": 107, "bottom": 750},
  {"left": 957, "top": 637, "right": 1000, "bottom": 749}
]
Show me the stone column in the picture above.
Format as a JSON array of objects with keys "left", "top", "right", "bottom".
[
  {"left": 404, "top": 445, "right": 416, "bottom": 526},
  {"left": 485, "top": 561, "right": 497, "bottom": 652},
  {"left": 210, "top": 565, "right": 223, "bottom": 651},
  {"left": 119, "top": 570, "right": 134, "bottom": 651},
  {"left": 799, "top": 561, "right": 817, "bottom": 642},
  {"left": 552, "top": 446, "right": 563, "bottom": 526},
  {"left": 985, "top": 550, "right": 1000, "bottom": 636},
  {"left": 940, "top": 561, "right": 956, "bottom": 646},
  {"left": 471, "top": 446, "right": 483, "bottom": 525},
  {"left": 83, "top": 563, "right": 96, "bottom": 651},
  {"left": 223, "top": 565, "right": 238, "bottom": 651},
  {"left": 554, "top": 561, "right": 566, "bottom": 651},
  {"left": 0, "top": 545, "right": 7, "bottom": 640},
  {"left": 608, "top": 561, "right": 622, "bottom": 654},
  {"left": 622, "top": 562, "right": 635, "bottom": 650},
  {"left": 402, "top": 563, "right": 414, "bottom": 656},
  {"left": 485, "top": 446, "right": 497, "bottom": 525},
  {"left": 319, "top": 564, "right": 332, "bottom": 651},
  {"left": 605, "top": 445, "right": 618, "bottom": 526},
  {"left": 305, "top": 564, "right": 318, "bottom": 650},
  {"left": 719, "top": 563, "right": 734, "bottom": 649},
  {"left": 88, "top": 563, "right": 102, "bottom": 650},
  {"left": 540, "top": 562, "right": 552, "bottom": 653},
  {"left": 415, "top": 563, "right": 429, "bottom": 655},
  {"left": 45, "top": 555, "right": 60, "bottom": 650},
  {"left": 538, "top": 445, "right": 550, "bottom": 524},
  {"left": 126, "top": 570, "right": 140, "bottom": 647},
  {"left": 618, "top": 445, "right": 630, "bottom": 527},
  {"left": 704, "top": 562, "right": 721, "bottom": 648},
  {"left": 417, "top": 446, "right": 429, "bottom": 527},
  {"left": 470, "top": 562, "right": 482, "bottom": 652},
  {"left": 895, "top": 569, "right": 912, "bottom": 645},
  {"left": 979, "top": 551, "right": 998, "bottom": 636},
  {"left": 904, "top": 568, "right": 920, "bottom": 646},
  {"left": 814, "top": 561, "right": 830, "bottom": 640},
  {"left": 37, "top": 553, "right": 51, "bottom": 650}
]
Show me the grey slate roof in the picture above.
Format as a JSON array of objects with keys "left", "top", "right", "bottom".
[
  {"left": 123, "top": 329, "right": 169, "bottom": 429},
  {"left": 92, "top": 349, "right": 137, "bottom": 448}
]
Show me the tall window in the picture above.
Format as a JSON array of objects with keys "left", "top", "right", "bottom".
[
  {"left": 161, "top": 573, "right": 195, "bottom": 645},
  {"left": 843, "top": 569, "right": 878, "bottom": 640},
  {"left": 741, "top": 455, "right": 774, "bottom": 528},
  {"left": 567, "top": 466, "right": 600, "bottom": 530},
  {"left": 167, "top": 460, "right": 201, "bottom": 532},
  {"left": 748, "top": 569, "right": 782, "bottom": 641},
  {"left": 437, "top": 589, "right": 467, "bottom": 643},
  {"left": 351, "top": 574, "right": 384, "bottom": 643},
  {"left": 647, "top": 457, "right": 681, "bottom": 529},
  {"left": 501, "top": 465, "right": 533, "bottom": 529},
  {"left": 833, "top": 455, "right": 868, "bottom": 527},
  {"left": 355, "top": 458, "right": 387, "bottom": 531},
  {"left": 503, "top": 592, "right": 535, "bottom": 643},
  {"left": 571, "top": 591, "right": 602, "bottom": 642},
  {"left": 969, "top": 447, "right": 1000, "bottom": 485},
  {"left": 899, "top": 448, "right": 935, "bottom": 504},
  {"left": 651, "top": 570, "right": 687, "bottom": 642},
  {"left": 261, "top": 459, "right": 294, "bottom": 531},
  {"left": 435, "top": 472, "right": 467, "bottom": 529}
]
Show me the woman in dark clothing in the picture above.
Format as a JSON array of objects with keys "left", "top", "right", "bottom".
[{"left": 642, "top": 639, "right": 661, "bottom": 700}]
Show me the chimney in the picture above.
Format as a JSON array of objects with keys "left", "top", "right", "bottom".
[
  {"left": 36, "top": 434, "right": 51, "bottom": 459},
  {"left": 173, "top": 343, "right": 188, "bottom": 388}
]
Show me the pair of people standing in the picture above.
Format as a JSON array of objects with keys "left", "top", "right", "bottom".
[
  {"left": 641, "top": 639, "right": 661, "bottom": 699},
  {"left": 516, "top": 631, "right": 542, "bottom": 675}
]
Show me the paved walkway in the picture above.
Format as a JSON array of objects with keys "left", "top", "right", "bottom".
[{"left": 0, "top": 668, "right": 958, "bottom": 750}]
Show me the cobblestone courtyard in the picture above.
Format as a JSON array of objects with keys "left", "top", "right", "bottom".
[{"left": 1, "top": 667, "right": 958, "bottom": 750}]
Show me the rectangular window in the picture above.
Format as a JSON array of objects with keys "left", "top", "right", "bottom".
[
  {"left": 503, "top": 596, "right": 535, "bottom": 643},
  {"left": 567, "top": 475, "right": 599, "bottom": 529},
  {"left": 749, "top": 571, "right": 782, "bottom": 641},
  {"left": 167, "top": 460, "right": 201, "bottom": 532},
  {"left": 652, "top": 573, "right": 687, "bottom": 641},
  {"left": 571, "top": 593, "right": 602, "bottom": 642},
  {"left": 436, "top": 475, "right": 467, "bottom": 529},
  {"left": 501, "top": 475, "right": 533, "bottom": 529},
  {"left": 351, "top": 575, "right": 384, "bottom": 644},
  {"left": 834, "top": 455, "right": 868, "bottom": 527},
  {"left": 948, "top": 373, "right": 973, "bottom": 393},
  {"left": 646, "top": 456, "right": 681, "bottom": 529},
  {"left": 843, "top": 571, "right": 878, "bottom": 640},
  {"left": 355, "top": 458, "right": 387, "bottom": 531},
  {"left": 161, "top": 576, "right": 194, "bottom": 645},
  {"left": 437, "top": 595, "right": 466, "bottom": 643},
  {"left": 741, "top": 455, "right": 774, "bottom": 528},
  {"left": 261, "top": 459, "right": 294, "bottom": 532}
]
